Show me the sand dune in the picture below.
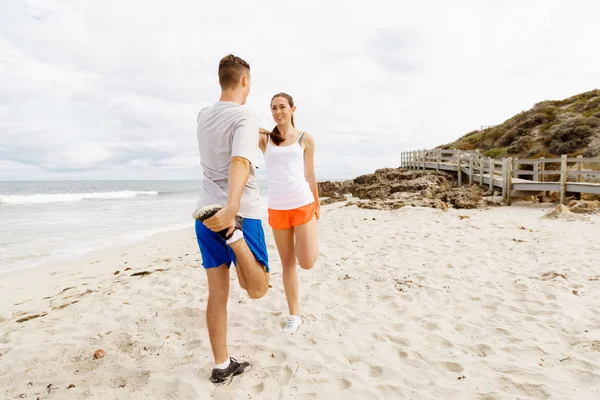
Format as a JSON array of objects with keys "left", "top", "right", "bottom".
[{"left": 1, "top": 203, "right": 599, "bottom": 399}]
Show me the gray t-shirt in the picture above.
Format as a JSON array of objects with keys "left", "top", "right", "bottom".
[{"left": 195, "top": 101, "right": 261, "bottom": 219}]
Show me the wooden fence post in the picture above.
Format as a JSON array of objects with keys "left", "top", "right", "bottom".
[
  {"left": 436, "top": 149, "right": 440, "bottom": 172},
  {"left": 501, "top": 158, "right": 507, "bottom": 200},
  {"left": 560, "top": 154, "right": 567, "bottom": 205},
  {"left": 469, "top": 156, "right": 473, "bottom": 185},
  {"left": 513, "top": 157, "right": 519, "bottom": 178},
  {"left": 479, "top": 157, "right": 484, "bottom": 186},
  {"left": 533, "top": 161, "right": 539, "bottom": 182},
  {"left": 488, "top": 157, "right": 494, "bottom": 191},
  {"left": 422, "top": 149, "right": 426, "bottom": 170},
  {"left": 539, "top": 156, "right": 546, "bottom": 202},
  {"left": 576, "top": 154, "right": 583, "bottom": 200},
  {"left": 457, "top": 150, "right": 462, "bottom": 186},
  {"left": 506, "top": 157, "right": 513, "bottom": 206}
]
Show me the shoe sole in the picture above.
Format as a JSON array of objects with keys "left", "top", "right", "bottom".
[
  {"left": 212, "top": 363, "right": 252, "bottom": 385},
  {"left": 193, "top": 204, "right": 225, "bottom": 221}
]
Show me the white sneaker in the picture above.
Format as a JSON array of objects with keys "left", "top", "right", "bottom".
[{"left": 283, "top": 315, "right": 302, "bottom": 333}]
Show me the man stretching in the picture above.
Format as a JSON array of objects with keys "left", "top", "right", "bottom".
[{"left": 193, "top": 54, "right": 270, "bottom": 384}]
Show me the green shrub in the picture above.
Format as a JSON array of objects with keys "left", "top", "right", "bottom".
[
  {"left": 584, "top": 96, "right": 600, "bottom": 111},
  {"left": 460, "top": 130, "right": 480, "bottom": 139},
  {"left": 484, "top": 147, "right": 507, "bottom": 158},
  {"left": 548, "top": 125, "right": 594, "bottom": 154},
  {"left": 466, "top": 132, "right": 483, "bottom": 144},
  {"left": 508, "top": 136, "right": 533, "bottom": 154},
  {"left": 583, "top": 108, "right": 600, "bottom": 118}
]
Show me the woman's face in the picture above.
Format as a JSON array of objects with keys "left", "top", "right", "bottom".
[{"left": 271, "top": 96, "right": 295, "bottom": 125}]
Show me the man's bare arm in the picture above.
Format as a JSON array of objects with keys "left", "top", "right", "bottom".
[
  {"left": 203, "top": 156, "right": 250, "bottom": 233},
  {"left": 226, "top": 156, "right": 250, "bottom": 212}
]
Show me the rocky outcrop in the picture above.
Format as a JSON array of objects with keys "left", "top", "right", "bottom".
[
  {"left": 318, "top": 168, "right": 496, "bottom": 211},
  {"left": 318, "top": 180, "right": 354, "bottom": 197}
]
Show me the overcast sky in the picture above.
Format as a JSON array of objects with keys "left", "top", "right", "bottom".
[{"left": 1, "top": 0, "right": 599, "bottom": 181}]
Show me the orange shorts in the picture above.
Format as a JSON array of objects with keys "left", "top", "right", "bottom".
[{"left": 268, "top": 202, "right": 318, "bottom": 230}]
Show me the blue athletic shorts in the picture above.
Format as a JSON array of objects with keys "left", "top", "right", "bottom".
[{"left": 195, "top": 218, "right": 270, "bottom": 272}]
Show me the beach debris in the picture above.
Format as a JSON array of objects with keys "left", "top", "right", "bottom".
[
  {"left": 15, "top": 394, "right": 26, "bottom": 398},
  {"left": 573, "top": 290, "right": 579, "bottom": 295},
  {"left": 589, "top": 276, "right": 600, "bottom": 281},
  {"left": 51, "top": 300, "right": 79, "bottom": 311},
  {"left": 541, "top": 272, "right": 567, "bottom": 281},
  {"left": 114, "top": 270, "right": 120, "bottom": 275},
  {"left": 124, "top": 267, "right": 132, "bottom": 271},
  {"left": 119, "top": 382, "right": 126, "bottom": 388},
  {"left": 93, "top": 349, "right": 106, "bottom": 359},
  {"left": 394, "top": 278, "right": 422, "bottom": 292},
  {"left": 47, "top": 384, "right": 58, "bottom": 393},
  {"left": 16, "top": 313, "right": 48, "bottom": 323},
  {"left": 560, "top": 356, "right": 572, "bottom": 362},
  {"left": 338, "top": 274, "right": 351, "bottom": 280},
  {"left": 512, "top": 239, "right": 524, "bottom": 243},
  {"left": 68, "top": 384, "right": 75, "bottom": 389},
  {"left": 457, "top": 375, "right": 466, "bottom": 380},
  {"left": 131, "top": 271, "right": 152, "bottom": 277},
  {"left": 459, "top": 215, "right": 470, "bottom": 220}
]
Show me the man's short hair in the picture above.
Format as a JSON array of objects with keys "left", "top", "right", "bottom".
[{"left": 218, "top": 54, "right": 250, "bottom": 90}]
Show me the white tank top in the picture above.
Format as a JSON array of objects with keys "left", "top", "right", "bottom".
[{"left": 264, "top": 131, "right": 315, "bottom": 210}]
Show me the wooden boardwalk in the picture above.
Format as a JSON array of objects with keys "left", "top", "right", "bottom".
[{"left": 400, "top": 149, "right": 600, "bottom": 205}]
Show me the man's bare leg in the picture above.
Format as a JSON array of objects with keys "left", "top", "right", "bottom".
[
  {"left": 206, "top": 264, "right": 230, "bottom": 364},
  {"left": 229, "top": 239, "right": 269, "bottom": 299}
]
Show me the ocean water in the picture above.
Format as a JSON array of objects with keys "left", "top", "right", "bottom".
[{"left": 0, "top": 180, "right": 268, "bottom": 274}]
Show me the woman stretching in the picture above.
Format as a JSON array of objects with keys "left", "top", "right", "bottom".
[{"left": 259, "top": 92, "right": 319, "bottom": 333}]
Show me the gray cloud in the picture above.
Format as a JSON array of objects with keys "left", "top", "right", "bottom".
[{"left": 1, "top": 0, "right": 600, "bottom": 180}]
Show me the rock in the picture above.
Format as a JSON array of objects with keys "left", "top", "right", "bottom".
[
  {"left": 317, "top": 180, "right": 353, "bottom": 197},
  {"left": 567, "top": 200, "right": 600, "bottom": 214},
  {"left": 320, "top": 195, "right": 347, "bottom": 205},
  {"left": 317, "top": 168, "right": 491, "bottom": 211}
]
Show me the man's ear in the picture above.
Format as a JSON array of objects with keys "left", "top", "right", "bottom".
[{"left": 241, "top": 74, "right": 250, "bottom": 88}]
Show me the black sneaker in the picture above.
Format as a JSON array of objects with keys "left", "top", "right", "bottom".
[
  {"left": 210, "top": 357, "right": 251, "bottom": 384},
  {"left": 193, "top": 204, "right": 243, "bottom": 242}
]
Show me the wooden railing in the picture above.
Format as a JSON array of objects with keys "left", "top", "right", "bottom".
[{"left": 400, "top": 149, "right": 600, "bottom": 205}]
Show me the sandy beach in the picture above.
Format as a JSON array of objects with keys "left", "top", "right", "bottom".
[{"left": 1, "top": 202, "right": 600, "bottom": 399}]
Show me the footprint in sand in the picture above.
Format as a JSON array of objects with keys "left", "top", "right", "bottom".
[
  {"left": 470, "top": 344, "right": 495, "bottom": 357},
  {"left": 279, "top": 365, "right": 294, "bottom": 385},
  {"left": 347, "top": 355, "right": 361, "bottom": 364},
  {"left": 423, "top": 321, "right": 440, "bottom": 331},
  {"left": 440, "top": 361, "right": 464, "bottom": 373},
  {"left": 251, "top": 382, "right": 265, "bottom": 395},
  {"left": 337, "top": 378, "right": 352, "bottom": 390}
]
